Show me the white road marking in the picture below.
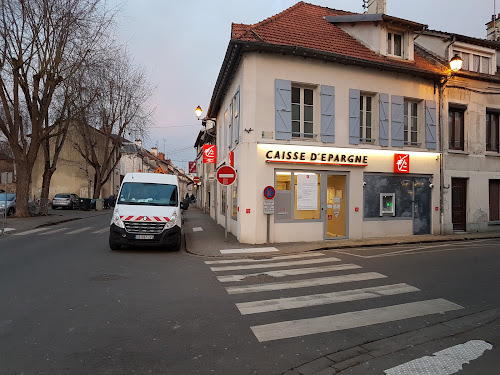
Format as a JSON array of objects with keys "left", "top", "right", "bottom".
[
  {"left": 384, "top": 340, "right": 493, "bottom": 375},
  {"left": 251, "top": 298, "right": 463, "bottom": 342},
  {"left": 237, "top": 283, "right": 420, "bottom": 315},
  {"left": 92, "top": 228, "right": 109, "bottom": 234},
  {"left": 217, "top": 263, "right": 362, "bottom": 282},
  {"left": 205, "top": 252, "right": 324, "bottom": 265},
  {"left": 65, "top": 227, "right": 93, "bottom": 235},
  {"left": 13, "top": 228, "right": 50, "bottom": 236},
  {"left": 39, "top": 227, "right": 70, "bottom": 235},
  {"left": 192, "top": 227, "right": 203, "bottom": 232},
  {"left": 220, "top": 247, "right": 279, "bottom": 254},
  {"left": 226, "top": 272, "right": 386, "bottom": 294},
  {"left": 0, "top": 228, "right": 15, "bottom": 233},
  {"left": 210, "top": 257, "right": 342, "bottom": 272}
]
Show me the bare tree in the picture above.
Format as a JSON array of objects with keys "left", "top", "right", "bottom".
[
  {"left": 0, "top": 0, "right": 113, "bottom": 217},
  {"left": 72, "top": 50, "right": 151, "bottom": 199}
]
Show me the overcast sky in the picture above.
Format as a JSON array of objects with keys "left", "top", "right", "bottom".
[{"left": 111, "top": 0, "right": 496, "bottom": 172}]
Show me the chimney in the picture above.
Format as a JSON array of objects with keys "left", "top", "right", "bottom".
[
  {"left": 158, "top": 152, "right": 165, "bottom": 160},
  {"left": 151, "top": 146, "right": 158, "bottom": 157},
  {"left": 135, "top": 139, "right": 142, "bottom": 148},
  {"left": 366, "top": 0, "right": 386, "bottom": 14},
  {"left": 486, "top": 13, "right": 500, "bottom": 41}
]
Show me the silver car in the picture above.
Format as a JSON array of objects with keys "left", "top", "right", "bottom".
[
  {"left": 52, "top": 193, "right": 80, "bottom": 210},
  {"left": 0, "top": 193, "right": 35, "bottom": 216}
]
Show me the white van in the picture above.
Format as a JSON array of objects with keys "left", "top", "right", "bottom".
[{"left": 109, "top": 173, "right": 185, "bottom": 250}]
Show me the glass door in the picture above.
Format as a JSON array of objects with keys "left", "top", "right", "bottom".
[{"left": 325, "top": 174, "right": 347, "bottom": 238}]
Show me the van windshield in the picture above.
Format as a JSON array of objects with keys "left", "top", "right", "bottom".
[{"left": 118, "top": 182, "right": 178, "bottom": 207}]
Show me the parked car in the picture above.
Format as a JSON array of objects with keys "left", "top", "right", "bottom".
[
  {"left": 0, "top": 193, "right": 35, "bottom": 216},
  {"left": 52, "top": 193, "right": 80, "bottom": 210}
]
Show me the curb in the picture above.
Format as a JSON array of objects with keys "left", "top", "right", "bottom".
[{"left": 282, "top": 307, "right": 500, "bottom": 375}]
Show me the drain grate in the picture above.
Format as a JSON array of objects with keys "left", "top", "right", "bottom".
[
  {"left": 242, "top": 274, "right": 276, "bottom": 283},
  {"left": 89, "top": 274, "right": 126, "bottom": 281}
]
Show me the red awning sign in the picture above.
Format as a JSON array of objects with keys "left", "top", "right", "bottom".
[{"left": 216, "top": 165, "right": 236, "bottom": 186}]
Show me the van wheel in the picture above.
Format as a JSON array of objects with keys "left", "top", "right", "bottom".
[
  {"left": 109, "top": 239, "right": 121, "bottom": 251},
  {"left": 173, "top": 233, "right": 182, "bottom": 251}
]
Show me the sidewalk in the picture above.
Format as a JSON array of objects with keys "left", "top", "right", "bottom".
[
  {"left": 183, "top": 206, "right": 500, "bottom": 257},
  {"left": 0, "top": 208, "right": 112, "bottom": 235}
]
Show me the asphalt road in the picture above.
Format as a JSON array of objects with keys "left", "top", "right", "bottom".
[{"left": 1, "top": 214, "right": 499, "bottom": 374}]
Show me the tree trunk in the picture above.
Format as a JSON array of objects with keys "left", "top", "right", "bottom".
[
  {"left": 14, "top": 160, "right": 32, "bottom": 218},
  {"left": 39, "top": 169, "right": 54, "bottom": 215},
  {"left": 93, "top": 169, "right": 102, "bottom": 199}
]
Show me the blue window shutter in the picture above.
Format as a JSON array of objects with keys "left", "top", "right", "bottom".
[
  {"left": 321, "top": 85, "right": 335, "bottom": 143},
  {"left": 391, "top": 95, "right": 404, "bottom": 147},
  {"left": 234, "top": 90, "right": 240, "bottom": 144},
  {"left": 379, "top": 93, "right": 389, "bottom": 147},
  {"left": 275, "top": 79, "right": 292, "bottom": 140},
  {"left": 425, "top": 100, "right": 437, "bottom": 150},
  {"left": 349, "top": 89, "right": 360, "bottom": 145}
]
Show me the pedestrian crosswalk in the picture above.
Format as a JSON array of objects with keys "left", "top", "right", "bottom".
[
  {"left": 204, "top": 252, "right": 463, "bottom": 343},
  {"left": 13, "top": 226, "right": 109, "bottom": 236}
]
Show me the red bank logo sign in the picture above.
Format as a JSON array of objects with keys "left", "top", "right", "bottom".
[
  {"left": 203, "top": 145, "right": 216, "bottom": 164},
  {"left": 188, "top": 162, "right": 196, "bottom": 173},
  {"left": 394, "top": 154, "right": 410, "bottom": 173}
]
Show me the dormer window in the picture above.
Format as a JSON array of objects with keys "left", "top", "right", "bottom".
[
  {"left": 387, "top": 31, "right": 403, "bottom": 57},
  {"left": 452, "top": 43, "right": 496, "bottom": 75}
]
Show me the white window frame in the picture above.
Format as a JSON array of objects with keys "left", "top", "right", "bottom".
[
  {"left": 360, "top": 94, "right": 374, "bottom": 143},
  {"left": 387, "top": 30, "right": 404, "bottom": 58},
  {"left": 291, "top": 85, "right": 316, "bottom": 139},
  {"left": 403, "top": 100, "right": 419, "bottom": 146}
]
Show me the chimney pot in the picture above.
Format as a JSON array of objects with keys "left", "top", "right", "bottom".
[
  {"left": 135, "top": 139, "right": 142, "bottom": 148},
  {"left": 151, "top": 147, "right": 158, "bottom": 156}
]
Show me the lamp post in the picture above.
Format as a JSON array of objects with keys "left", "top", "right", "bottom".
[
  {"left": 438, "top": 54, "right": 463, "bottom": 234},
  {"left": 195, "top": 105, "right": 203, "bottom": 120}
]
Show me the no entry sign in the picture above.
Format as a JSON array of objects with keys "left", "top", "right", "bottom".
[{"left": 216, "top": 165, "right": 236, "bottom": 186}]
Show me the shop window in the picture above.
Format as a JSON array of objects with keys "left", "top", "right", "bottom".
[
  {"left": 449, "top": 107, "right": 465, "bottom": 151},
  {"left": 486, "top": 111, "right": 499, "bottom": 152},
  {"left": 275, "top": 172, "right": 292, "bottom": 221},
  {"left": 404, "top": 100, "right": 419, "bottom": 145},
  {"left": 380, "top": 193, "right": 395, "bottom": 216},
  {"left": 294, "top": 172, "right": 321, "bottom": 220},
  {"left": 292, "top": 86, "right": 314, "bottom": 139},
  {"left": 231, "top": 180, "right": 238, "bottom": 221}
]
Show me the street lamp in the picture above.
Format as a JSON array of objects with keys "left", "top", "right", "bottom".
[
  {"left": 449, "top": 54, "right": 463, "bottom": 73},
  {"left": 195, "top": 105, "right": 203, "bottom": 120}
]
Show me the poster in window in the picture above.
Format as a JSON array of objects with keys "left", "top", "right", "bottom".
[{"left": 297, "top": 173, "right": 318, "bottom": 210}]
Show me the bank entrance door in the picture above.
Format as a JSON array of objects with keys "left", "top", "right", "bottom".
[{"left": 325, "top": 174, "right": 347, "bottom": 239}]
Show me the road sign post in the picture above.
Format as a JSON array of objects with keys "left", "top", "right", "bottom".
[
  {"left": 263, "top": 186, "right": 275, "bottom": 244},
  {"left": 216, "top": 166, "right": 237, "bottom": 242}
]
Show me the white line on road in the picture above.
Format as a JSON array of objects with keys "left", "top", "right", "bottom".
[
  {"left": 217, "top": 263, "right": 362, "bottom": 282},
  {"left": 220, "top": 247, "right": 279, "bottom": 254},
  {"left": 225, "top": 272, "right": 386, "bottom": 294},
  {"left": 13, "top": 228, "right": 50, "bottom": 236},
  {"left": 384, "top": 340, "right": 492, "bottom": 375},
  {"left": 65, "top": 227, "right": 93, "bottom": 235},
  {"left": 192, "top": 227, "right": 203, "bottom": 232},
  {"left": 205, "top": 252, "right": 325, "bottom": 265},
  {"left": 251, "top": 298, "right": 463, "bottom": 342},
  {"left": 0, "top": 228, "right": 15, "bottom": 233},
  {"left": 237, "top": 283, "right": 420, "bottom": 315},
  {"left": 210, "top": 257, "right": 342, "bottom": 272},
  {"left": 92, "top": 228, "right": 109, "bottom": 234},
  {"left": 39, "top": 227, "right": 69, "bottom": 235}
]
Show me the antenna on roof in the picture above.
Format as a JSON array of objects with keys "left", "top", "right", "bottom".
[{"left": 362, "top": 0, "right": 369, "bottom": 12}]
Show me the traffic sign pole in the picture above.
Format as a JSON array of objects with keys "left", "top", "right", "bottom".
[{"left": 216, "top": 165, "right": 237, "bottom": 242}]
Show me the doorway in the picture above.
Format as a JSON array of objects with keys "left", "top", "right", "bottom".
[
  {"left": 325, "top": 174, "right": 347, "bottom": 238},
  {"left": 451, "top": 178, "right": 467, "bottom": 231}
]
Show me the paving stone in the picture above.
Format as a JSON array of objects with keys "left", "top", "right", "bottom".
[
  {"left": 391, "top": 323, "right": 457, "bottom": 345},
  {"left": 326, "top": 346, "right": 368, "bottom": 363},
  {"left": 442, "top": 308, "right": 500, "bottom": 329},
  {"left": 295, "top": 357, "right": 334, "bottom": 375},
  {"left": 332, "top": 354, "right": 374, "bottom": 371},
  {"left": 312, "top": 367, "right": 337, "bottom": 375}
]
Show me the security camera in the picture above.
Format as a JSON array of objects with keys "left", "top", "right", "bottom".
[
  {"left": 429, "top": 183, "right": 434, "bottom": 188},
  {"left": 363, "top": 182, "right": 367, "bottom": 187}
]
